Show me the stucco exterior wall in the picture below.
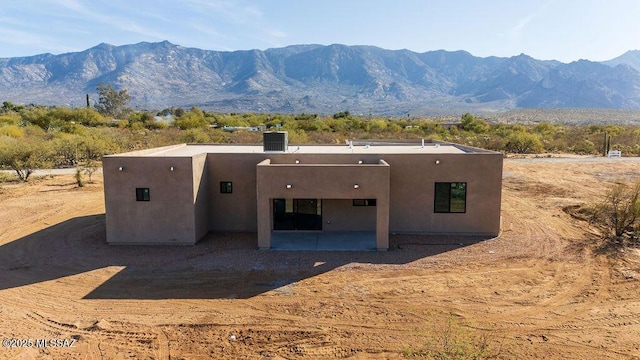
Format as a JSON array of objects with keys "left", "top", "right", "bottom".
[
  {"left": 103, "top": 143, "right": 503, "bottom": 248},
  {"left": 383, "top": 153, "right": 502, "bottom": 235},
  {"left": 192, "top": 153, "right": 209, "bottom": 241},
  {"left": 207, "top": 153, "right": 266, "bottom": 231},
  {"left": 103, "top": 156, "right": 199, "bottom": 244},
  {"left": 323, "top": 199, "right": 376, "bottom": 232}
]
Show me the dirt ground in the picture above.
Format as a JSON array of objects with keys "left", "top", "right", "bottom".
[{"left": 1, "top": 157, "right": 640, "bottom": 359}]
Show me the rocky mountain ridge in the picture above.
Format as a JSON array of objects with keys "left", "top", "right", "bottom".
[{"left": 0, "top": 41, "right": 639, "bottom": 115}]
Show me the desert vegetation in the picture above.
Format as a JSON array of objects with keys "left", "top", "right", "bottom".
[
  {"left": 2, "top": 87, "right": 640, "bottom": 182},
  {"left": 567, "top": 180, "right": 640, "bottom": 252},
  {"left": 0, "top": 107, "right": 636, "bottom": 174},
  {"left": 2, "top": 90, "right": 640, "bottom": 359}
]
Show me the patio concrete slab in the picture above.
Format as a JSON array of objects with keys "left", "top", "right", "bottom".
[{"left": 271, "top": 231, "right": 376, "bottom": 251}]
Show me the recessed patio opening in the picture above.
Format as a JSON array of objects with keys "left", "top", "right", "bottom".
[{"left": 273, "top": 198, "right": 322, "bottom": 230}]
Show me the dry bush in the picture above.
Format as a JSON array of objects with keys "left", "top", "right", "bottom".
[
  {"left": 404, "top": 316, "right": 509, "bottom": 359},
  {"left": 591, "top": 181, "right": 640, "bottom": 246},
  {"left": 569, "top": 181, "right": 640, "bottom": 250}
]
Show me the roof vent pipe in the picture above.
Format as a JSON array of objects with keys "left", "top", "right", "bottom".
[
  {"left": 349, "top": 141, "right": 353, "bottom": 149},
  {"left": 421, "top": 138, "right": 424, "bottom": 148}
]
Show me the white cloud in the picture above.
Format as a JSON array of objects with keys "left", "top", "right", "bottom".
[{"left": 510, "top": 13, "right": 536, "bottom": 42}]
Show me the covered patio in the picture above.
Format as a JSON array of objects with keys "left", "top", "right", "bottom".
[
  {"left": 270, "top": 231, "right": 377, "bottom": 251},
  {"left": 256, "top": 158, "right": 390, "bottom": 250}
]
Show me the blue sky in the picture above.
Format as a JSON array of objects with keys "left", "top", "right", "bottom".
[{"left": 1, "top": 0, "right": 639, "bottom": 62}]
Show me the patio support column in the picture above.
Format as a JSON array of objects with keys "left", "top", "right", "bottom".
[
  {"left": 256, "top": 159, "right": 272, "bottom": 249},
  {"left": 376, "top": 159, "right": 391, "bottom": 250}
]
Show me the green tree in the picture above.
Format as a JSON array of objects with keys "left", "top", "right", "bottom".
[
  {"left": 504, "top": 131, "right": 544, "bottom": 154},
  {"left": 460, "top": 113, "right": 488, "bottom": 133},
  {"left": 94, "top": 83, "right": 131, "bottom": 118},
  {"left": 0, "top": 140, "right": 52, "bottom": 181},
  {"left": 533, "top": 121, "right": 557, "bottom": 136},
  {"left": 52, "top": 134, "right": 82, "bottom": 166},
  {"left": 19, "top": 106, "right": 53, "bottom": 130},
  {"left": 333, "top": 110, "right": 351, "bottom": 119},
  {"left": 1, "top": 101, "right": 24, "bottom": 113},
  {"left": 174, "top": 107, "right": 209, "bottom": 130}
]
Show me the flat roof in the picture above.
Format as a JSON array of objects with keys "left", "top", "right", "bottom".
[{"left": 109, "top": 143, "right": 480, "bottom": 157}]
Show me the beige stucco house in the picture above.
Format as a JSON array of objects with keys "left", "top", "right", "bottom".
[{"left": 103, "top": 134, "right": 503, "bottom": 250}]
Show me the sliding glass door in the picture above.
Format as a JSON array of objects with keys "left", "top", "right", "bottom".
[{"left": 273, "top": 199, "right": 322, "bottom": 230}]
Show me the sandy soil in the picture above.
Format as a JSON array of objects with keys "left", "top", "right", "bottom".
[{"left": 1, "top": 157, "right": 640, "bottom": 359}]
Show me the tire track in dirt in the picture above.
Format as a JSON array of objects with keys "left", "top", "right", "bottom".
[
  {"left": 2, "top": 164, "right": 640, "bottom": 359},
  {"left": 22, "top": 311, "right": 174, "bottom": 359}
]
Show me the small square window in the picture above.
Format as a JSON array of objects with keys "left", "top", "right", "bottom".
[
  {"left": 136, "top": 188, "right": 150, "bottom": 201},
  {"left": 434, "top": 182, "right": 466, "bottom": 213},
  {"left": 220, "top": 181, "right": 233, "bottom": 194},
  {"left": 353, "top": 199, "right": 376, "bottom": 206}
]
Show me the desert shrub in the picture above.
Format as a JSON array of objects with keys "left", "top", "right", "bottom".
[
  {"left": 591, "top": 181, "right": 640, "bottom": 245},
  {"left": 294, "top": 113, "right": 317, "bottom": 120},
  {"left": 404, "top": 316, "right": 508, "bottom": 359},
  {"left": 174, "top": 108, "right": 209, "bottom": 129},
  {"left": 0, "top": 171, "right": 17, "bottom": 183},
  {"left": 533, "top": 121, "right": 557, "bottom": 135},
  {"left": 75, "top": 168, "right": 84, "bottom": 187},
  {"left": 289, "top": 129, "right": 309, "bottom": 144},
  {"left": 130, "top": 121, "right": 146, "bottom": 131},
  {"left": 478, "top": 134, "right": 505, "bottom": 152},
  {"left": 388, "top": 123, "right": 403, "bottom": 133},
  {"left": 19, "top": 106, "right": 53, "bottom": 130},
  {"left": 60, "top": 122, "right": 88, "bottom": 135},
  {"left": 216, "top": 116, "right": 250, "bottom": 128},
  {"left": 369, "top": 119, "right": 388, "bottom": 133},
  {"left": 83, "top": 161, "right": 99, "bottom": 183},
  {"left": 0, "top": 125, "right": 24, "bottom": 138},
  {"left": 297, "top": 119, "right": 323, "bottom": 132},
  {"left": 23, "top": 125, "right": 47, "bottom": 138},
  {"left": 229, "top": 130, "right": 262, "bottom": 144},
  {"left": 147, "top": 121, "right": 168, "bottom": 130},
  {"left": 333, "top": 110, "right": 351, "bottom": 119},
  {"left": 0, "top": 113, "right": 21, "bottom": 126},
  {"left": 47, "top": 107, "right": 105, "bottom": 127},
  {"left": 179, "top": 128, "right": 210, "bottom": 143},
  {"left": 572, "top": 140, "right": 596, "bottom": 154},
  {"left": 504, "top": 131, "right": 544, "bottom": 154}
]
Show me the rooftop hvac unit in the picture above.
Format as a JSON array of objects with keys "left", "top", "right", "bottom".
[{"left": 263, "top": 131, "right": 288, "bottom": 152}]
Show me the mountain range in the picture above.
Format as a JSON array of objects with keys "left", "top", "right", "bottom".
[{"left": 1, "top": 41, "right": 640, "bottom": 115}]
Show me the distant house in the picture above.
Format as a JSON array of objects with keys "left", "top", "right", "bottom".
[
  {"left": 439, "top": 122, "right": 460, "bottom": 130},
  {"left": 154, "top": 114, "right": 174, "bottom": 124},
  {"left": 221, "top": 125, "right": 265, "bottom": 132},
  {"left": 103, "top": 133, "right": 503, "bottom": 250}
]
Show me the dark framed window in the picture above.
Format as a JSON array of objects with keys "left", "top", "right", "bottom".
[
  {"left": 220, "top": 181, "right": 233, "bottom": 194},
  {"left": 136, "top": 188, "right": 150, "bottom": 201},
  {"left": 353, "top": 199, "right": 376, "bottom": 206},
  {"left": 434, "top": 182, "right": 466, "bottom": 213}
]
